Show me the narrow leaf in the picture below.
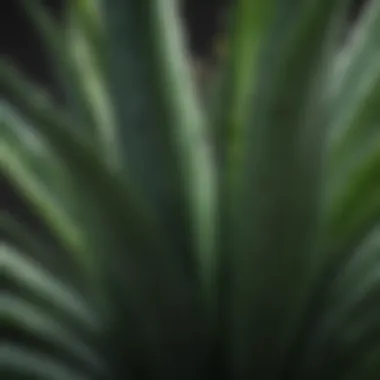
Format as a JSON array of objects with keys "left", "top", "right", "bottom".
[
  {"left": 229, "top": 1, "right": 350, "bottom": 378},
  {"left": 0, "top": 344, "right": 92, "bottom": 380},
  {"left": 2, "top": 294, "right": 106, "bottom": 375}
]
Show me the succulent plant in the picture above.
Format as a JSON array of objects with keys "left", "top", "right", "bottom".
[{"left": 1, "top": 0, "right": 379, "bottom": 379}]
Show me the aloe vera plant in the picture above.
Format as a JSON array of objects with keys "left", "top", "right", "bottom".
[{"left": 1, "top": 0, "right": 380, "bottom": 379}]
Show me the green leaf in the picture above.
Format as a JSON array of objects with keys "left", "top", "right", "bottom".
[
  {"left": 228, "top": 1, "right": 350, "bottom": 378},
  {"left": 2, "top": 294, "right": 106, "bottom": 375},
  {"left": 0, "top": 60, "right": 206, "bottom": 379},
  {"left": 210, "top": 0, "right": 278, "bottom": 361},
  {"left": 99, "top": 0, "right": 218, "bottom": 292},
  {"left": 212, "top": 0, "right": 275, "bottom": 170},
  {"left": 64, "top": 0, "right": 120, "bottom": 169},
  {"left": 21, "top": 0, "right": 122, "bottom": 168},
  {"left": 0, "top": 344, "right": 92, "bottom": 380},
  {"left": 1, "top": 212, "right": 86, "bottom": 293},
  {"left": 19, "top": 0, "right": 96, "bottom": 138},
  {"left": 325, "top": 134, "right": 380, "bottom": 254},
  {"left": 329, "top": 0, "right": 380, "bottom": 153},
  {"left": 66, "top": 0, "right": 105, "bottom": 71},
  {"left": 332, "top": 225, "right": 380, "bottom": 298},
  {"left": 287, "top": 226, "right": 380, "bottom": 379},
  {"left": 149, "top": 0, "right": 217, "bottom": 317},
  {"left": 323, "top": 0, "right": 380, "bottom": 254},
  {"left": 2, "top": 243, "right": 100, "bottom": 331},
  {"left": 1, "top": 100, "right": 108, "bottom": 287},
  {"left": 2, "top": 1, "right": 379, "bottom": 379}
]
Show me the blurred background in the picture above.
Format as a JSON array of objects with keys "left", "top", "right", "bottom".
[
  {"left": 0, "top": 0, "right": 370, "bottom": 223},
  {"left": 0, "top": 0, "right": 369, "bottom": 89}
]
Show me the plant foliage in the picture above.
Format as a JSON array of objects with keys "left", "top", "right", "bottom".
[{"left": 1, "top": 0, "right": 379, "bottom": 379}]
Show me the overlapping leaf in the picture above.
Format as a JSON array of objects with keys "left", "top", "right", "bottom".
[
  {"left": 324, "top": 0, "right": 380, "bottom": 256},
  {"left": 226, "top": 1, "right": 352, "bottom": 379},
  {"left": 1, "top": 0, "right": 380, "bottom": 379}
]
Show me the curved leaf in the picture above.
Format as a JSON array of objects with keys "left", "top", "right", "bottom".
[
  {"left": 2, "top": 294, "right": 106, "bottom": 375},
  {"left": 2, "top": 243, "right": 100, "bottom": 333},
  {"left": 0, "top": 344, "right": 93, "bottom": 380},
  {"left": 1, "top": 212, "right": 87, "bottom": 294},
  {"left": 0, "top": 60, "right": 206, "bottom": 380},
  {"left": 286, "top": 226, "right": 380, "bottom": 379}
]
